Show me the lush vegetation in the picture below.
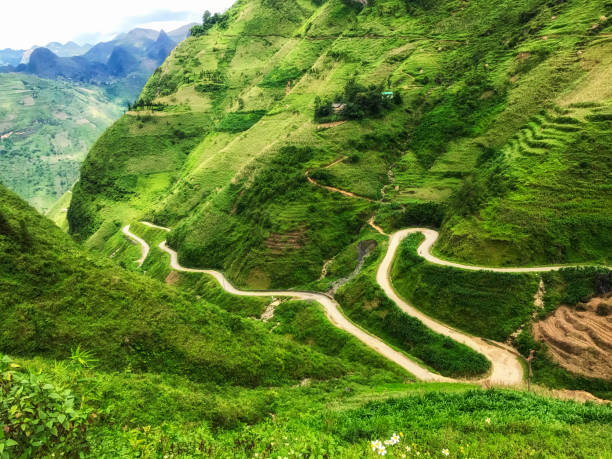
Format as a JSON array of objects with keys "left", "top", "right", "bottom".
[
  {"left": 314, "top": 79, "right": 402, "bottom": 122},
  {"left": 1, "top": 185, "right": 403, "bottom": 388},
  {"left": 392, "top": 233, "right": 540, "bottom": 341},
  {"left": 5, "top": 350, "right": 612, "bottom": 458},
  {"left": 190, "top": 10, "right": 229, "bottom": 37},
  {"left": 4, "top": 0, "right": 612, "bottom": 454},
  {"left": 540, "top": 267, "right": 611, "bottom": 317},
  {"left": 0, "top": 354, "right": 92, "bottom": 458},
  {"left": 70, "top": 0, "right": 612, "bottom": 294}
]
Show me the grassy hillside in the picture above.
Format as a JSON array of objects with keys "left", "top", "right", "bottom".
[
  {"left": 0, "top": 73, "right": 123, "bottom": 212},
  {"left": 16, "top": 182, "right": 611, "bottom": 457},
  {"left": 0, "top": 183, "right": 405, "bottom": 388},
  {"left": 5, "top": 351, "right": 612, "bottom": 458},
  {"left": 69, "top": 0, "right": 611, "bottom": 291}
]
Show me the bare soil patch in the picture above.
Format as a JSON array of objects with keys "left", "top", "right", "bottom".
[
  {"left": 165, "top": 270, "right": 181, "bottom": 285},
  {"left": 533, "top": 295, "right": 612, "bottom": 380},
  {"left": 551, "top": 389, "right": 610, "bottom": 404},
  {"left": 317, "top": 121, "right": 346, "bottom": 129}
]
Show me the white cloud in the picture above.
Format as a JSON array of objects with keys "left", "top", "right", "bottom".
[{"left": 0, "top": 0, "right": 235, "bottom": 49}]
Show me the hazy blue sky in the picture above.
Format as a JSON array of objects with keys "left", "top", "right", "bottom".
[{"left": 0, "top": 0, "right": 235, "bottom": 49}]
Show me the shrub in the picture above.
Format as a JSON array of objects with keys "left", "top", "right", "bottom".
[
  {"left": 595, "top": 303, "right": 609, "bottom": 316},
  {"left": 314, "top": 79, "right": 401, "bottom": 122},
  {"left": 190, "top": 11, "right": 229, "bottom": 37},
  {"left": 0, "top": 354, "right": 92, "bottom": 458}
]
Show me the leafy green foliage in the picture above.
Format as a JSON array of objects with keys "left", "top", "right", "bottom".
[
  {"left": 410, "top": 69, "right": 503, "bottom": 168},
  {"left": 377, "top": 201, "right": 447, "bottom": 230},
  {"left": 541, "top": 268, "right": 611, "bottom": 316},
  {"left": 87, "top": 387, "right": 612, "bottom": 457},
  {"left": 0, "top": 354, "right": 91, "bottom": 458},
  {"left": 259, "top": 65, "right": 304, "bottom": 88},
  {"left": 1, "top": 185, "right": 398, "bottom": 390},
  {"left": 191, "top": 10, "right": 229, "bottom": 36}
]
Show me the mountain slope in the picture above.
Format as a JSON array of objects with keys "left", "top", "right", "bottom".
[
  {"left": 0, "top": 182, "right": 401, "bottom": 385},
  {"left": 70, "top": 0, "right": 611, "bottom": 291},
  {"left": 0, "top": 26, "right": 196, "bottom": 213}
]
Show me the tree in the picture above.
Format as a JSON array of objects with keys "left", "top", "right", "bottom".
[{"left": 203, "top": 10, "right": 212, "bottom": 24}]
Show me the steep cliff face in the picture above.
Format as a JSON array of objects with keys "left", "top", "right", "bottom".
[{"left": 70, "top": 0, "right": 611, "bottom": 288}]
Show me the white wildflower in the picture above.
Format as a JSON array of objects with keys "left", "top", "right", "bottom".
[{"left": 442, "top": 448, "right": 450, "bottom": 456}]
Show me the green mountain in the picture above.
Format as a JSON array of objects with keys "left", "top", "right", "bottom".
[
  {"left": 70, "top": 0, "right": 611, "bottom": 290},
  {"left": 0, "top": 73, "right": 123, "bottom": 212},
  {"left": 2, "top": 0, "right": 612, "bottom": 455}
]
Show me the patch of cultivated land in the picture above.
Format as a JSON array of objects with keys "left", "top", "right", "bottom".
[{"left": 534, "top": 295, "right": 612, "bottom": 380}]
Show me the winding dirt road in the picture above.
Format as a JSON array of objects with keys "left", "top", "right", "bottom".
[
  {"left": 123, "top": 220, "right": 609, "bottom": 385},
  {"left": 157, "top": 240, "right": 454, "bottom": 382},
  {"left": 122, "top": 225, "right": 149, "bottom": 267},
  {"left": 123, "top": 222, "right": 525, "bottom": 384},
  {"left": 413, "top": 228, "right": 611, "bottom": 272},
  {"left": 125, "top": 222, "right": 457, "bottom": 380},
  {"left": 378, "top": 229, "right": 524, "bottom": 385}
]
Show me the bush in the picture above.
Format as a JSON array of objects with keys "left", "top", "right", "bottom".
[
  {"left": 0, "top": 354, "right": 92, "bottom": 458},
  {"left": 216, "top": 111, "right": 266, "bottom": 133},
  {"left": 595, "top": 303, "right": 609, "bottom": 316},
  {"left": 190, "top": 11, "right": 229, "bottom": 37},
  {"left": 314, "top": 79, "right": 401, "bottom": 122}
]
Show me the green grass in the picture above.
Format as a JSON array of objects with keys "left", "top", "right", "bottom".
[
  {"left": 66, "top": 0, "right": 612, "bottom": 403},
  {"left": 45, "top": 188, "right": 72, "bottom": 231},
  {"left": 392, "top": 233, "right": 540, "bottom": 341},
  {"left": 7, "top": 350, "right": 611, "bottom": 458},
  {"left": 88, "top": 389, "right": 612, "bottom": 457},
  {"left": 438, "top": 104, "right": 612, "bottom": 267},
  {"left": 72, "top": 0, "right": 612, "bottom": 296}
]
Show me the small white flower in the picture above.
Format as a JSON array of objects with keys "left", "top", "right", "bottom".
[
  {"left": 442, "top": 448, "right": 450, "bottom": 456},
  {"left": 371, "top": 440, "right": 383, "bottom": 451},
  {"left": 378, "top": 446, "right": 387, "bottom": 456},
  {"left": 485, "top": 417, "right": 491, "bottom": 424}
]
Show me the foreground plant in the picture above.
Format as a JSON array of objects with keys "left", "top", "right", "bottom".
[{"left": 0, "top": 354, "right": 93, "bottom": 458}]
